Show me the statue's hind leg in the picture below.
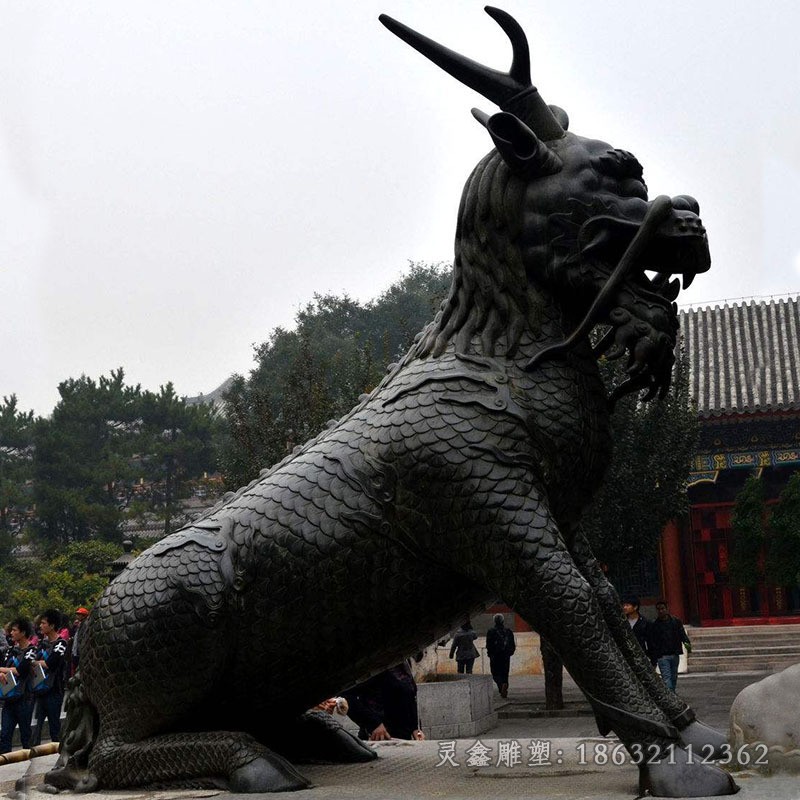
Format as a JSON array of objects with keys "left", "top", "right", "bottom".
[
  {"left": 86, "top": 729, "right": 310, "bottom": 792},
  {"left": 568, "top": 525, "right": 728, "bottom": 756},
  {"left": 449, "top": 473, "right": 736, "bottom": 796}
]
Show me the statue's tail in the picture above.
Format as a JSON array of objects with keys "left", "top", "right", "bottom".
[{"left": 44, "top": 672, "right": 100, "bottom": 792}]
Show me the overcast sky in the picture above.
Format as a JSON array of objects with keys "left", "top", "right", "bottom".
[{"left": 2, "top": 1, "right": 799, "bottom": 416}]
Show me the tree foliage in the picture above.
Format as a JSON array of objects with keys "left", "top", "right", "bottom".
[
  {"left": 582, "top": 349, "right": 699, "bottom": 578},
  {"left": 219, "top": 262, "right": 451, "bottom": 487},
  {"left": 137, "top": 383, "right": 219, "bottom": 536},
  {"left": 765, "top": 471, "right": 800, "bottom": 588},
  {"left": 32, "top": 370, "right": 140, "bottom": 545},
  {"left": 0, "top": 395, "right": 36, "bottom": 561},
  {"left": 728, "top": 475, "right": 766, "bottom": 588},
  {"left": 0, "top": 540, "right": 122, "bottom": 621},
  {"left": 33, "top": 370, "right": 219, "bottom": 546}
]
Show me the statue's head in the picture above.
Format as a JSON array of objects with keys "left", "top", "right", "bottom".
[{"left": 381, "top": 7, "right": 710, "bottom": 402}]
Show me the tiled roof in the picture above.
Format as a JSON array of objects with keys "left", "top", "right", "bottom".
[{"left": 679, "top": 297, "right": 800, "bottom": 418}]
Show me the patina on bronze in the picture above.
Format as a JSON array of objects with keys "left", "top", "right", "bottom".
[{"left": 47, "top": 8, "right": 736, "bottom": 797}]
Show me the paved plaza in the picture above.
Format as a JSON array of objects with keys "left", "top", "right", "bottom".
[{"left": 2, "top": 670, "right": 796, "bottom": 800}]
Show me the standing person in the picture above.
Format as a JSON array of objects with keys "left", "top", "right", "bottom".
[
  {"left": 486, "top": 613, "right": 515, "bottom": 698},
  {"left": 648, "top": 600, "right": 692, "bottom": 691},
  {"left": 449, "top": 619, "right": 479, "bottom": 674},
  {"left": 70, "top": 607, "right": 89, "bottom": 673},
  {"left": 621, "top": 595, "right": 650, "bottom": 658},
  {"left": 0, "top": 618, "right": 37, "bottom": 754},
  {"left": 341, "top": 661, "right": 425, "bottom": 741},
  {"left": 32, "top": 609, "right": 69, "bottom": 745}
]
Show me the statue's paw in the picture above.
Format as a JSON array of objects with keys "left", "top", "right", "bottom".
[
  {"left": 678, "top": 720, "right": 729, "bottom": 760},
  {"left": 229, "top": 755, "right": 311, "bottom": 793},
  {"left": 639, "top": 747, "right": 739, "bottom": 797},
  {"left": 43, "top": 767, "right": 97, "bottom": 793}
]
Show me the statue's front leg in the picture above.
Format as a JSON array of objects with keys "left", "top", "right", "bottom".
[
  {"left": 567, "top": 525, "right": 728, "bottom": 758},
  {"left": 446, "top": 472, "right": 737, "bottom": 797}
]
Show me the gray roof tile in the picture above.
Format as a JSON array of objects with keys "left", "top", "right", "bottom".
[{"left": 680, "top": 297, "right": 800, "bottom": 418}]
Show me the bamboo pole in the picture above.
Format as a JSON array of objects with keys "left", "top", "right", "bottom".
[{"left": 0, "top": 742, "right": 59, "bottom": 766}]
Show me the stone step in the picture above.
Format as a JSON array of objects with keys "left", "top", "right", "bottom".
[
  {"left": 692, "top": 641, "right": 800, "bottom": 655},
  {"left": 691, "top": 656, "right": 800, "bottom": 667},
  {"left": 690, "top": 656, "right": 800, "bottom": 668},
  {"left": 688, "top": 658, "right": 799, "bottom": 673},
  {"left": 690, "top": 624, "right": 800, "bottom": 637},
  {"left": 692, "top": 635, "right": 800, "bottom": 645}
]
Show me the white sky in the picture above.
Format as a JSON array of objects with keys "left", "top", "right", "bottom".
[{"left": 1, "top": 1, "right": 799, "bottom": 416}]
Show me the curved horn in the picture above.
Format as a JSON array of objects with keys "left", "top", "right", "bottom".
[
  {"left": 379, "top": 7, "right": 565, "bottom": 141},
  {"left": 472, "top": 109, "right": 562, "bottom": 177}
]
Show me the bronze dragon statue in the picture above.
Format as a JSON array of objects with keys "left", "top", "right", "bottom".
[{"left": 47, "top": 8, "right": 737, "bottom": 797}]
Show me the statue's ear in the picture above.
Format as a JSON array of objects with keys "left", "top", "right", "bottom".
[{"left": 472, "top": 109, "right": 562, "bottom": 177}]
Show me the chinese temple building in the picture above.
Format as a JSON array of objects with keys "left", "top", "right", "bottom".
[{"left": 660, "top": 296, "right": 800, "bottom": 626}]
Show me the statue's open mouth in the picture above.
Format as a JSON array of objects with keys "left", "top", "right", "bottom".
[
  {"left": 528, "top": 195, "right": 710, "bottom": 403},
  {"left": 578, "top": 196, "right": 710, "bottom": 300}
]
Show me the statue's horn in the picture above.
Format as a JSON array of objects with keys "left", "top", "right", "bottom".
[
  {"left": 472, "top": 109, "right": 562, "bottom": 176},
  {"left": 379, "top": 7, "right": 565, "bottom": 141}
]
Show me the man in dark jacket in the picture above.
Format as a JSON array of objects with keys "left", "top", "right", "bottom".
[
  {"left": 486, "top": 613, "right": 516, "bottom": 698},
  {"left": 621, "top": 595, "right": 650, "bottom": 658},
  {"left": 648, "top": 600, "right": 691, "bottom": 691}
]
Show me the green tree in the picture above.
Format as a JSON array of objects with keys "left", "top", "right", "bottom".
[
  {"left": 33, "top": 370, "right": 143, "bottom": 546},
  {"left": 582, "top": 350, "right": 699, "bottom": 577},
  {"left": 728, "top": 475, "right": 766, "bottom": 588},
  {"left": 0, "top": 395, "right": 36, "bottom": 562},
  {"left": 138, "top": 384, "right": 219, "bottom": 536},
  {"left": 765, "top": 471, "right": 800, "bottom": 588},
  {"left": 219, "top": 262, "right": 451, "bottom": 487},
  {"left": 0, "top": 540, "right": 121, "bottom": 621}
]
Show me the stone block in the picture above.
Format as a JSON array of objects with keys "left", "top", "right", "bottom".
[{"left": 417, "top": 674, "right": 497, "bottom": 739}]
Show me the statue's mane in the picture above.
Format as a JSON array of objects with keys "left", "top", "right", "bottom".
[{"left": 412, "top": 151, "right": 544, "bottom": 360}]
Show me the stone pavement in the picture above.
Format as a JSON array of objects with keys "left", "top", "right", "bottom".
[{"left": 2, "top": 669, "right": 795, "bottom": 799}]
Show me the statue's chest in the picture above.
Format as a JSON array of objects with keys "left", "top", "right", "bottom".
[{"left": 516, "top": 354, "right": 612, "bottom": 520}]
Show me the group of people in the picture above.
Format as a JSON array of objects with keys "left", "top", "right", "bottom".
[
  {"left": 449, "top": 614, "right": 516, "bottom": 697},
  {"left": 0, "top": 606, "right": 90, "bottom": 754},
  {"left": 622, "top": 596, "right": 692, "bottom": 690}
]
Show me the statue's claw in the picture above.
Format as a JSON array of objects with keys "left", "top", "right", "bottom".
[{"left": 638, "top": 747, "right": 739, "bottom": 797}]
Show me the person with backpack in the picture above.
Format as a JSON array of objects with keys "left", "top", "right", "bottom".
[
  {"left": 0, "top": 617, "right": 37, "bottom": 753},
  {"left": 486, "top": 613, "right": 516, "bottom": 698},
  {"left": 32, "top": 609, "right": 69, "bottom": 745}
]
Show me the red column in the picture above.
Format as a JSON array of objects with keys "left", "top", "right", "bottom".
[{"left": 660, "top": 520, "right": 686, "bottom": 621}]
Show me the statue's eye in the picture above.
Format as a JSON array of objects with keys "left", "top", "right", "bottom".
[{"left": 596, "top": 149, "right": 644, "bottom": 181}]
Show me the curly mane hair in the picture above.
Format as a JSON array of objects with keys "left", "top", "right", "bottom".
[{"left": 412, "top": 151, "right": 545, "bottom": 361}]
